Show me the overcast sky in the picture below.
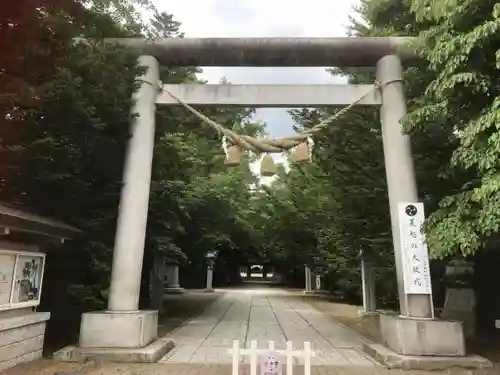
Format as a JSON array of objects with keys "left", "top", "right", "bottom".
[{"left": 152, "top": 0, "right": 360, "bottom": 180}]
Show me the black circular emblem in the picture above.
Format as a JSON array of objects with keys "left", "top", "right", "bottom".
[{"left": 405, "top": 204, "right": 418, "bottom": 217}]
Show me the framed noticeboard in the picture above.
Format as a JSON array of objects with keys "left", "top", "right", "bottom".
[{"left": 0, "top": 249, "right": 45, "bottom": 310}]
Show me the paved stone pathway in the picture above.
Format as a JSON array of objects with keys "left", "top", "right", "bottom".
[
  {"left": 160, "top": 288, "right": 379, "bottom": 366},
  {"left": 11, "top": 360, "right": 498, "bottom": 375}
]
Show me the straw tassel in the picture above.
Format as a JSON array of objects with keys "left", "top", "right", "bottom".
[
  {"left": 260, "top": 154, "right": 277, "bottom": 177},
  {"left": 222, "top": 136, "right": 242, "bottom": 167}
]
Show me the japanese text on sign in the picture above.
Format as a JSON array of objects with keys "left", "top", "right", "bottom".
[{"left": 397, "top": 202, "right": 432, "bottom": 294}]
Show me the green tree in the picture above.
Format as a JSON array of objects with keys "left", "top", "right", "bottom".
[{"left": 407, "top": 0, "right": 500, "bottom": 258}]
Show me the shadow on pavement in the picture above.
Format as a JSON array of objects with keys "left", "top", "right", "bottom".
[{"left": 158, "top": 289, "right": 224, "bottom": 336}]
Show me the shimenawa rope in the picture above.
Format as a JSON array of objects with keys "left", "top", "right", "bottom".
[{"left": 144, "top": 79, "right": 398, "bottom": 153}]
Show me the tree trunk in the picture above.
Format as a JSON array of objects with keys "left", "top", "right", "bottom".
[
  {"left": 150, "top": 252, "right": 165, "bottom": 311},
  {"left": 139, "top": 247, "right": 152, "bottom": 309}
]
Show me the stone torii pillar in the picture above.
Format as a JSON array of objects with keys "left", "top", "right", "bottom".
[
  {"left": 76, "top": 55, "right": 169, "bottom": 355},
  {"left": 377, "top": 55, "right": 433, "bottom": 319},
  {"left": 375, "top": 55, "right": 469, "bottom": 361},
  {"left": 107, "top": 56, "right": 159, "bottom": 313}
]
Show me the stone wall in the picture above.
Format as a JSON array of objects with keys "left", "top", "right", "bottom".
[{"left": 0, "top": 309, "right": 50, "bottom": 371}]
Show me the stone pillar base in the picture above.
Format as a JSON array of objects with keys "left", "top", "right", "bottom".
[
  {"left": 204, "top": 288, "right": 214, "bottom": 293},
  {"left": 165, "top": 286, "right": 185, "bottom": 295},
  {"left": 79, "top": 310, "right": 158, "bottom": 348},
  {"left": 53, "top": 310, "right": 174, "bottom": 363},
  {"left": 368, "top": 313, "right": 492, "bottom": 370},
  {"left": 363, "top": 342, "right": 491, "bottom": 370},
  {"left": 380, "top": 313, "right": 465, "bottom": 356}
]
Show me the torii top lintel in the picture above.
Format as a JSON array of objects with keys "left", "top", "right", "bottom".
[{"left": 103, "top": 37, "right": 417, "bottom": 67}]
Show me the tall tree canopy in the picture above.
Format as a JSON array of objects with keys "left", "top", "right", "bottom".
[{"left": 407, "top": 0, "right": 500, "bottom": 258}]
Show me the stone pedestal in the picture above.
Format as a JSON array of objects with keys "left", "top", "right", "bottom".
[
  {"left": 380, "top": 313, "right": 465, "bottom": 356},
  {"left": 79, "top": 311, "right": 158, "bottom": 348},
  {"left": 54, "top": 310, "right": 173, "bottom": 362},
  {"left": 364, "top": 313, "right": 491, "bottom": 370},
  {"left": 165, "top": 264, "right": 185, "bottom": 294}
]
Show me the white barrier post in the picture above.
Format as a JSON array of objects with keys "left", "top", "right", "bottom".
[
  {"left": 286, "top": 341, "right": 293, "bottom": 375},
  {"left": 228, "top": 340, "right": 314, "bottom": 375},
  {"left": 232, "top": 340, "right": 240, "bottom": 375},
  {"left": 304, "top": 342, "right": 311, "bottom": 375},
  {"left": 250, "top": 340, "right": 258, "bottom": 375}
]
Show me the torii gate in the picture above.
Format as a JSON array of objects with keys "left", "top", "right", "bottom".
[{"left": 60, "top": 38, "right": 473, "bottom": 367}]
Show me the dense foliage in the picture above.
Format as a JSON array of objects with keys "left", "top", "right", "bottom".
[{"left": 407, "top": 0, "right": 500, "bottom": 258}]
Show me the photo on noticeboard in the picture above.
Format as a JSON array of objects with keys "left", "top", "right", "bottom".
[{"left": 13, "top": 256, "right": 43, "bottom": 303}]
